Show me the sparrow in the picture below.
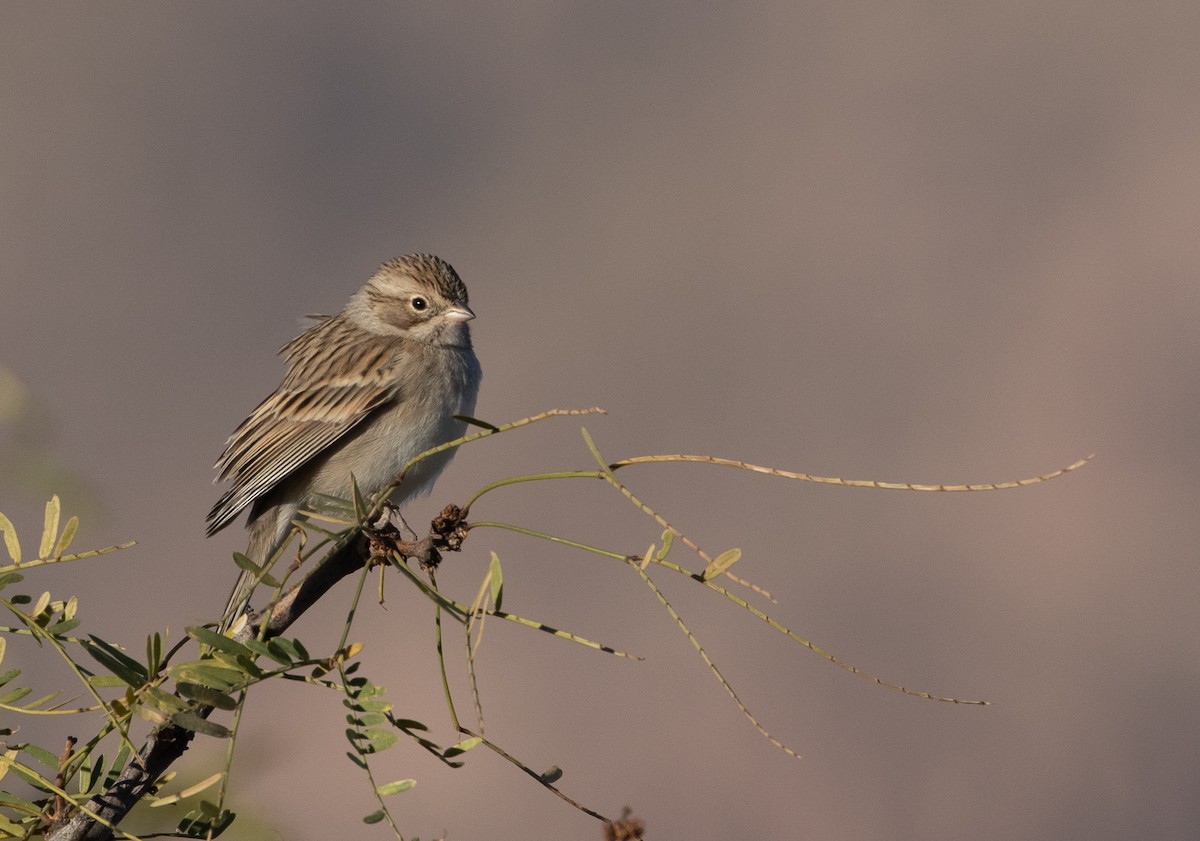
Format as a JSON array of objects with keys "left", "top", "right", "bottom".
[{"left": 206, "top": 254, "right": 481, "bottom": 631}]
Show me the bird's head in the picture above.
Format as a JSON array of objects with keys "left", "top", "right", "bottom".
[{"left": 347, "top": 253, "right": 474, "bottom": 346}]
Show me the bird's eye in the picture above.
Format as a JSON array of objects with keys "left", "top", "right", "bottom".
[{"left": 411, "top": 296, "right": 428, "bottom": 311}]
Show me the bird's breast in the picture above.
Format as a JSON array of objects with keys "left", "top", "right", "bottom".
[{"left": 306, "top": 345, "right": 478, "bottom": 506}]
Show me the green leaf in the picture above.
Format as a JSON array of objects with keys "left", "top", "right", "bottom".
[
  {"left": 89, "top": 674, "right": 128, "bottom": 689},
  {"left": 79, "top": 753, "right": 105, "bottom": 795},
  {"left": 362, "top": 810, "right": 386, "bottom": 825},
  {"left": 489, "top": 551, "right": 504, "bottom": 611},
  {"left": 31, "top": 591, "right": 50, "bottom": 617},
  {"left": 168, "top": 663, "right": 245, "bottom": 691},
  {"left": 135, "top": 703, "right": 170, "bottom": 726},
  {"left": 0, "top": 789, "right": 43, "bottom": 815},
  {"left": 443, "top": 736, "right": 481, "bottom": 758},
  {"left": 276, "top": 636, "right": 309, "bottom": 661},
  {"left": 345, "top": 751, "right": 367, "bottom": 769},
  {"left": 104, "top": 743, "right": 131, "bottom": 788},
  {"left": 0, "top": 812, "right": 27, "bottom": 835},
  {"left": 82, "top": 636, "right": 149, "bottom": 686},
  {"left": 143, "top": 687, "right": 188, "bottom": 715},
  {"left": 171, "top": 711, "right": 232, "bottom": 738},
  {"left": 353, "top": 698, "right": 393, "bottom": 714},
  {"left": 346, "top": 712, "right": 387, "bottom": 727},
  {"left": 2, "top": 762, "right": 46, "bottom": 789},
  {"left": 0, "top": 686, "right": 32, "bottom": 705},
  {"left": 0, "top": 638, "right": 5, "bottom": 665},
  {"left": 375, "top": 778, "right": 416, "bottom": 796},
  {"left": 20, "top": 690, "right": 62, "bottom": 710},
  {"left": 186, "top": 626, "right": 254, "bottom": 658},
  {"left": 0, "top": 572, "right": 23, "bottom": 590},
  {"left": 350, "top": 474, "right": 367, "bottom": 522},
  {"left": 0, "top": 512, "right": 20, "bottom": 564},
  {"left": 657, "top": 529, "right": 674, "bottom": 560},
  {"left": 177, "top": 683, "right": 239, "bottom": 711},
  {"left": 701, "top": 547, "right": 742, "bottom": 582},
  {"left": 177, "top": 807, "right": 235, "bottom": 838},
  {"left": 53, "top": 516, "right": 79, "bottom": 559},
  {"left": 46, "top": 618, "right": 80, "bottom": 635},
  {"left": 363, "top": 728, "right": 400, "bottom": 753},
  {"left": 231, "top": 552, "right": 261, "bottom": 574},
  {"left": 39, "top": 496, "right": 60, "bottom": 559},
  {"left": 0, "top": 669, "right": 18, "bottom": 688},
  {"left": 241, "top": 637, "right": 292, "bottom": 665},
  {"left": 211, "top": 651, "right": 263, "bottom": 679},
  {"left": 21, "top": 742, "right": 59, "bottom": 770},
  {"left": 455, "top": 414, "right": 500, "bottom": 431},
  {"left": 345, "top": 729, "right": 367, "bottom": 754}
]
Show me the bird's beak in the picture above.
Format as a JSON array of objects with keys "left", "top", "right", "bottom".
[{"left": 444, "top": 304, "right": 476, "bottom": 323}]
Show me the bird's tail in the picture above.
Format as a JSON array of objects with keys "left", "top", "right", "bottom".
[
  {"left": 218, "top": 568, "right": 259, "bottom": 634},
  {"left": 217, "top": 512, "right": 291, "bottom": 635}
]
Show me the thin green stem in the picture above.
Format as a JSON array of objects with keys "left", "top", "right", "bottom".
[
  {"left": 457, "top": 727, "right": 610, "bottom": 823},
  {"left": 338, "top": 658, "right": 406, "bottom": 840},
  {"left": 466, "top": 522, "right": 627, "bottom": 561},
  {"left": 214, "top": 689, "right": 248, "bottom": 814},
  {"left": 369, "top": 407, "right": 606, "bottom": 522},
  {"left": 432, "top": 570, "right": 462, "bottom": 731},
  {"left": 337, "top": 560, "right": 373, "bottom": 655},
  {"left": 461, "top": 471, "right": 603, "bottom": 515},
  {"left": 0, "top": 541, "right": 136, "bottom": 576},
  {"left": 385, "top": 554, "right": 468, "bottom": 621}
]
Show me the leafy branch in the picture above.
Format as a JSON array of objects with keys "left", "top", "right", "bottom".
[{"left": 0, "top": 409, "right": 1089, "bottom": 841}]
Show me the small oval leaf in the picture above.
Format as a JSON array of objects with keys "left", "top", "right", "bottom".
[
  {"left": 39, "top": 497, "right": 60, "bottom": 559},
  {"left": 232, "top": 553, "right": 261, "bottom": 574},
  {"left": 375, "top": 778, "right": 416, "bottom": 797},
  {"left": 54, "top": 516, "right": 79, "bottom": 559},
  {"left": 443, "top": 736, "right": 482, "bottom": 758},
  {"left": 0, "top": 512, "right": 21, "bottom": 565},
  {"left": 171, "top": 712, "right": 232, "bottom": 738},
  {"left": 702, "top": 548, "right": 742, "bottom": 581},
  {"left": 177, "top": 683, "right": 239, "bottom": 711},
  {"left": 489, "top": 552, "right": 504, "bottom": 610}
]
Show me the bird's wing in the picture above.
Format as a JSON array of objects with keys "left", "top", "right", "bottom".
[{"left": 206, "top": 329, "right": 402, "bottom": 536}]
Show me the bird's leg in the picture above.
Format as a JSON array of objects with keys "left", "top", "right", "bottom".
[
  {"left": 367, "top": 499, "right": 418, "bottom": 541},
  {"left": 362, "top": 502, "right": 468, "bottom": 574},
  {"left": 363, "top": 501, "right": 431, "bottom": 569}
]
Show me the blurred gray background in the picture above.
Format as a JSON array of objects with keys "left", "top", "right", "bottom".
[{"left": 2, "top": 3, "right": 1197, "bottom": 839}]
